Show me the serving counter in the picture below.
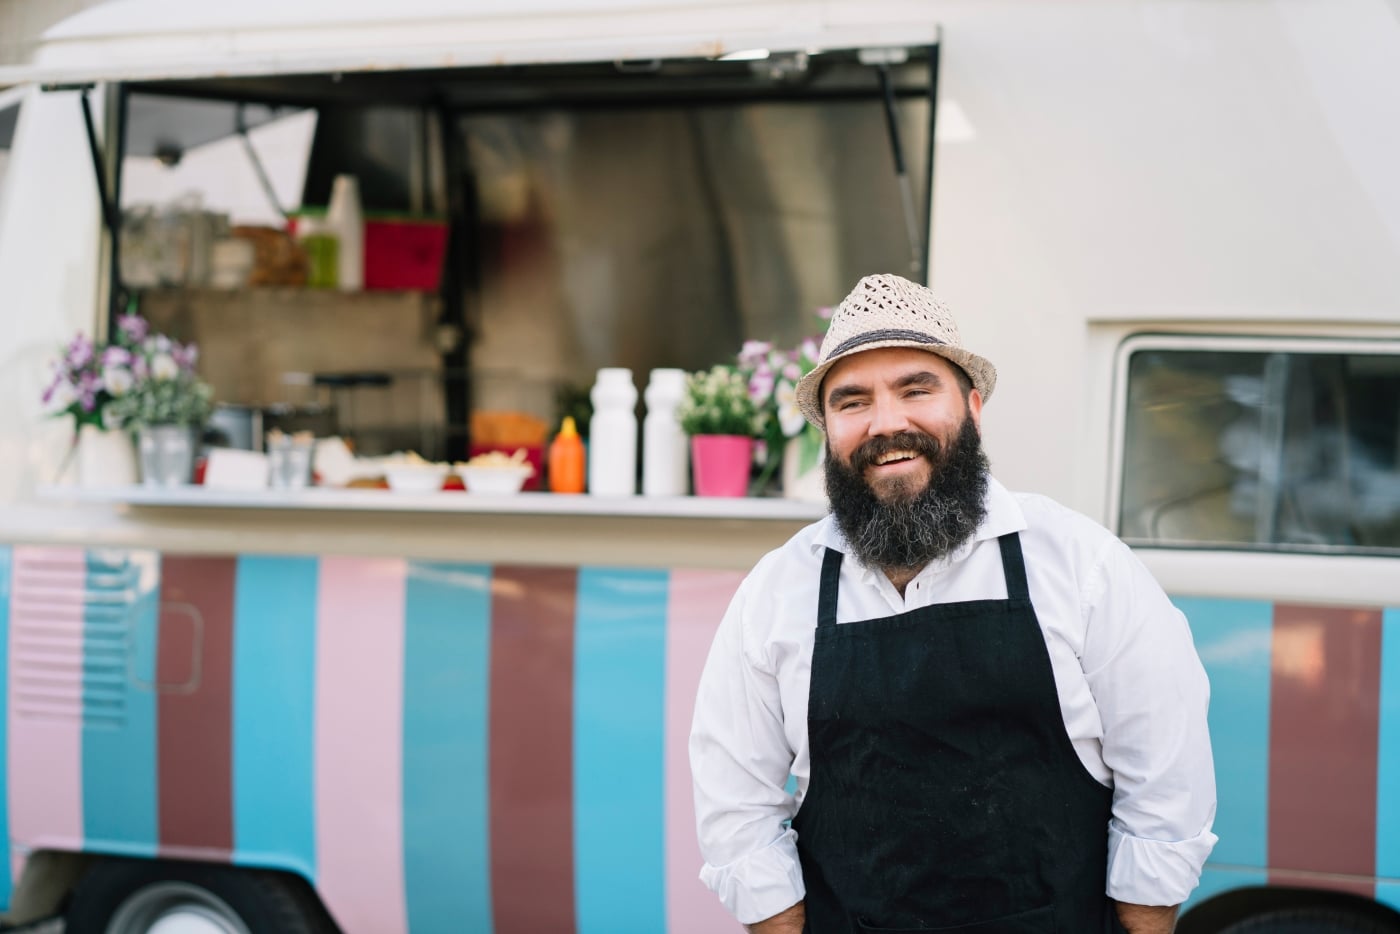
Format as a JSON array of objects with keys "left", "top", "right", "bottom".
[{"left": 15, "top": 488, "right": 827, "bottom": 570}]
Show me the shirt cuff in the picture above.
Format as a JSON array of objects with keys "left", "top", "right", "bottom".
[
  {"left": 699, "top": 827, "right": 806, "bottom": 924},
  {"left": 1106, "top": 821, "right": 1219, "bottom": 906}
]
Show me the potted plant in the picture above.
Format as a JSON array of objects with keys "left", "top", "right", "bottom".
[
  {"left": 677, "top": 364, "right": 758, "bottom": 497},
  {"left": 101, "top": 316, "right": 214, "bottom": 487},
  {"left": 736, "top": 308, "right": 831, "bottom": 501}
]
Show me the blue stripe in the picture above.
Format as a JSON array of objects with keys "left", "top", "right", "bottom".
[
  {"left": 1184, "top": 867, "right": 1268, "bottom": 912},
  {"left": 403, "top": 562, "right": 492, "bottom": 934},
  {"left": 81, "top": 550, "right": 158, "bottom": 854},
  {"left": 574, "top": 568, "right": 668, "bottom": 934},
  {"left": 1174, "top": 595, "right": 1272, "bottom": 868},
  {"left": 0, "top": 548, "right": 11, "bottom": 909},
  {"left": 1377, "top": 881, "right": 1400, "bottom": 912},
  {"left": 231, "top": 556, "right": 317, "bottom": 879},
  {"left": 1378, "top": 609, "right": 1400, "bottom": 879}
]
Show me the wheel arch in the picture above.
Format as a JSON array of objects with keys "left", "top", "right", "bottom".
[
  {"left": 1179, "top": 885, "right": 1400, "bottom": 933},
  {"left": 4, "top": 849, "right": 330, "bottom": 929}
]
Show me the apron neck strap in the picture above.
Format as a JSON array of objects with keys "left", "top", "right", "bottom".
[
  {"left": 996, "top": 532, "right": 1030, "bottom": 602},
  {"left": 818, "top": 532, "right": 1029, "bottom": 628},
  {"left": 818, "top": 547, "right": 843, "bottom": 629}
]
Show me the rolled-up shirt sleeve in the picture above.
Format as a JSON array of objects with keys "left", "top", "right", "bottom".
[
  {"left": 1082, "top": 539, "right": 1218, "bottom": 906},
  {"left": 690, "top": 576, "right": 805, "bottom": 924}
]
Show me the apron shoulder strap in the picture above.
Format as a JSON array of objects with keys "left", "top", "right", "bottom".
[
  {"left": 996, "top": 532, "right": 1031, "bottom": 603},
  {"left": 817, "top": 547, "right": 843, "bottom": 629}
]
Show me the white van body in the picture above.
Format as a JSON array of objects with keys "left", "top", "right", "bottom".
[{"left": 0, "top": 1, "right": 1397, "bottom": 932}]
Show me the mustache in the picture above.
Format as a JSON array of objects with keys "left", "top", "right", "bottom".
[{"left": 849, "top": 431, "right": 943, "bottom": 472}]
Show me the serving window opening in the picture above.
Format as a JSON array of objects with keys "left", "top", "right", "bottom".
[{"left": 92, "top": 47, "right": 936, "bottom": 464}]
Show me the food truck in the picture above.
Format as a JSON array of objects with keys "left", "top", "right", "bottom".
[{"left": 0, "top": 1, "right": 1396, "bottom": 932}]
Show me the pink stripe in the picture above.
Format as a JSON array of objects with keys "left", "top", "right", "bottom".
[
  {"left": 7, "top": 547, "right": 85, "bottom": 852},
  {"left": 665, "top": 569, "right": 747, "bottom": 934},
  {"left": 314, "top": 557, "right": 407, "bottom": 934}
]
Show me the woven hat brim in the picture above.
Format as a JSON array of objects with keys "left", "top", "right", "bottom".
[{"left": 796, "top": 340, "right": 998, "bottom": 430}]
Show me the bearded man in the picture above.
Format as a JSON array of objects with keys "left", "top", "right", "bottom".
[{"left": 689, "top": 275, "right": 1216, "bottom": 934}]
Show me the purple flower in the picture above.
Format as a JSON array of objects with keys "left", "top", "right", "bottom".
[
  {"left": 783, "top": 361, "right": 802, "bottom": 382},
  {"left": 738, "top": 340, "right": 773, "bottom": 367},
  {"left": 117, "top": 314, "right": 149, "bottom": 344},
  {"left": 78, "top": 390, "right": 96, "bottom": 413},
  {"left": 131, "top": 355, "right": 149, "bottom": 380},
  {"left": 66, "top": 334, "right": 94, "bottom": 369},
  {"left": 816, "top": 306, "right": 834, "bottom": 320},
  {"left": 800, "top": 337, "right": 821, "bottom": 363},
  {"left": 172, "top": 342, "right": 199, "bottom": 370},
  {"left": 102, "top": 346, "right": 131, "bottom": 368},
  {"left": 41, "top": 373, "right": 61, "bottom": 405},
  {"left": 748, "top": 368, "right": 775, "bottom": 403}
]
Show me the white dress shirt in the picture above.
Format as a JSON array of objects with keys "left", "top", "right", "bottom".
[{"left": 689, "top": 477, "right": 1217, "bottom": 924}]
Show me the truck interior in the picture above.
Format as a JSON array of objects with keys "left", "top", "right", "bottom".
[{"left": 63, "top": 47, "right": 935, "bottom": 461}]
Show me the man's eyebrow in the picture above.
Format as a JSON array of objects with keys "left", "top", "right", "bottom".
[
  {"left": 826, "top": 382, "right": 868, "bottom": 408},
  {"left": 892, "top": 370, "right": 944, "bottom": 390}
]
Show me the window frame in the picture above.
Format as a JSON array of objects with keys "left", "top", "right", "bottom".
[{"left": 1108, "top": 332, "right": 1400, "bottom": 557}]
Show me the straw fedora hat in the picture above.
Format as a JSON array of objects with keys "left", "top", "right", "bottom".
[{"left": 796, "top": 274, "right": 997, "bottom": 429}]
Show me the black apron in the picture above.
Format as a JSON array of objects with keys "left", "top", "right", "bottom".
[{"left": 792, "top": 533, "right": 1122, "bottom": 933}]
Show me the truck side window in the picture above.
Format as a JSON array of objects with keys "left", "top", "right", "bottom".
[{"left": 1118, "top": 344, "right": 1400, "bottom": 553}]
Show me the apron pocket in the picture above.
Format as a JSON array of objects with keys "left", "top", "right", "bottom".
[{"left": 857, "top": 904, "right": 1054, "bottom": 933}]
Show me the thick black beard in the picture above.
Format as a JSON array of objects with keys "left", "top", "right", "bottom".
[{"left": 824, "top": 416, "right": 990, "bottom": 574}]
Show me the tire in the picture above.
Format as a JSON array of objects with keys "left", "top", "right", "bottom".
[
  {"left": 65, "top": 859, "right": 331, "bottom": 934},
  {"left": 1218, "top": 908, "right": 1400, "bottom": 934}
]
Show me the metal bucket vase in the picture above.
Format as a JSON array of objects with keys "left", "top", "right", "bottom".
[{"left": 138, "top": 424, "right": 198, "bottom": 487}]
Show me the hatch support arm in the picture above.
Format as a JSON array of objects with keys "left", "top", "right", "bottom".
[{"left": 871, "top": 61, "right": 923, "bottom": 279}]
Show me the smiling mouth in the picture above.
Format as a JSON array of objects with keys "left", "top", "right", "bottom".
[{"left": 872, "top": 450, "right": 919, "bottom": 467}]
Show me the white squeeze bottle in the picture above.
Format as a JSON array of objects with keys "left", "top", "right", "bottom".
[
  {"left": 589, "top": 368, "right": 638, "bottom": 496},
  {"left": 642, "top": 368, "right": 689, "bottom": 496},
  {"left": 326, "top": 174, "right": 364, "bottom": 291}
]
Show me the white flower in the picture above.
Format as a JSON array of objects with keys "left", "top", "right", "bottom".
[
  {"left": 47, "top": 379, "right": 76, "bottom": 414},
  {"left": 150, "top": 353, "right": 179, "bottom": 381},
  {"left": 776, "top": 380, "right": 806, "bottom": 437},
  {"left": 103, "top": 365, "right": 134, "bottom": 396}
]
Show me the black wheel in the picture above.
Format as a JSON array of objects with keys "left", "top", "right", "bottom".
[
  {"left": 1218, "top": 908, "right": 1400, "bottom": 934},
  {"left": 65, "top": 859, "right": 331, "bottom": 934}
]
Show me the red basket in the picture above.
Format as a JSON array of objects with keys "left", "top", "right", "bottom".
[{"left": 364, "top": 218, "right": 448, "bottom": 291}]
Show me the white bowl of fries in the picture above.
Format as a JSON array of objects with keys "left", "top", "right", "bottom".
[{"left": 457, "top": 449, "right": 535, "bottom": 495}]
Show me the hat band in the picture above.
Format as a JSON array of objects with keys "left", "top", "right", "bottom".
[{"left": 823, "top": 328, "right": 947, "bottom": 362}]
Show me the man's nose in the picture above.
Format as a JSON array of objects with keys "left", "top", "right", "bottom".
[{"left": 867, "top": 396, "right": 910, "bottom": 436}]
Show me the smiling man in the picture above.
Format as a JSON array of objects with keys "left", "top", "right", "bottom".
[{"left": 690, "top": 274, "right": 1216, "bottom": 934}]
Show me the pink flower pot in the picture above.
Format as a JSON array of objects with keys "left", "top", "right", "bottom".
[{"left": 691, "top": 434, "right": 754, "bottom": 497}]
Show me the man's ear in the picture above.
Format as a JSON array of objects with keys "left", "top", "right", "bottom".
[{"left": 967, "top": 388, "right": 984, "bottom": 431}]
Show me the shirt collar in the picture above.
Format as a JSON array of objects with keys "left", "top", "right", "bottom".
[{"left": 810, "top": 476, "right": 1027, "bottom": 575}]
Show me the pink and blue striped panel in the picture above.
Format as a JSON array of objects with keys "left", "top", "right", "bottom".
[
  {"left": 81, "top": 550, "right": 157, "bottom": 858},
  {"left": 402, "top": 561, "right": 492, "bottom": 934},
  {"left": 1181, "top": 596, "right": 1400, "bottom": 910},
  {"left": 0, "top": 546, "right": 10, "bottom": 905},
  {"left": 316, "top": 557, "right": 408, "bottom": 934},
  {"left": 8, "top": 547, "right": 86, "bottom": 867},
  {"left": 665, "top": 570, "right": 747, "bottom": 934},
  {"left": 574, "top": 568, "right": 668, "bottom": 934},
  {"left": 231, "top": 556, "right": 317, "bottom": 879},
  {"left": 1377, "top": 609, "right": 1400, "bottom": 912}
]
